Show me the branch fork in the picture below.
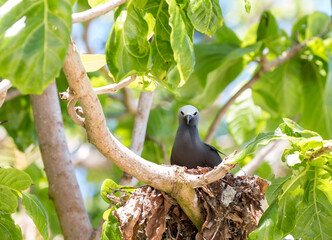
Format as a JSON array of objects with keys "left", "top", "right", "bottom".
[{"left": 59, "top": 73, "right": 136, "bottom": 128}]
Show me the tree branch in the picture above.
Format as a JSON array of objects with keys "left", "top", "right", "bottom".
[
  {"left": 0, "top": 79, "right": 12, "bottom": 108},
  {"left": 59, "top": 76, "right": 135, "bottom": 126},
  {"left": 94, "top": 76, "right": 136, "bottom": 95},
  {"left": 72, "top": 0, "right": 127, "bottom": 23},
  {"left": 186, "top": 152, "right": 237, "bottom": 188},
  {"left": 310, "top": 142, "right": 332, "bottom": 160},
  {"left": 122, "top": 88, "right": 137, "bottom": 114},
  {"left": 31, "top": 83, "right": 92, "bottom": 240},
  {"left": 62, "top": 38, "right": 236, "bottom": 230},
  {"left": 204, "top": 21, "right": 332, "bottom": 143},
  {"left": 62, "top": 38, "right": 173, "bottom": 190},
  {"left": 5, "top": 89, "right": 21, "bottom": 101},
  {"left": 204, "top": 71, "right": 261, "bottom": 143},
  {"left": 120, "top": 91, "right": 155, "bottom": 186}
]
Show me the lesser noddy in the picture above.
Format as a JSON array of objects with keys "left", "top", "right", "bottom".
[{"left": 171, "top": 105, "right": 223, "bottom": 168}]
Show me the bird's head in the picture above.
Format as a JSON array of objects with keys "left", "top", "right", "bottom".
[{"left": 178, "top": 105, "right": 199, "bottom": 126}]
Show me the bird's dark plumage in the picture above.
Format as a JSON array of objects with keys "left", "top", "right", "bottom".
[{"left": 171, "top": 105, "right": 223, "bottom": 168}]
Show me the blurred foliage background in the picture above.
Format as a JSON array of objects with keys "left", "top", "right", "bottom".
[{"left": 0, "top": 0, "right": 331, "bottom": 238}]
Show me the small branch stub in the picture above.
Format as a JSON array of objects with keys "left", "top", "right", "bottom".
[{"left": 72, "top": 0, "right": 127, "bottom": 23}]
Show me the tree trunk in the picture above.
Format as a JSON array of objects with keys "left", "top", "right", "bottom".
[{"left": 31, "top": 83, "right": 92, "bottom": 239}]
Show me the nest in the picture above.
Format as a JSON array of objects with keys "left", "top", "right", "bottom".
[{"left": 109, "top": 170, "right": 268, "bottom": 240}]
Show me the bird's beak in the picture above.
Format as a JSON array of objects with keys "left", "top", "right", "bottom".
[{"left": 185, "top": 115, "right": 192, "bottom": 125}]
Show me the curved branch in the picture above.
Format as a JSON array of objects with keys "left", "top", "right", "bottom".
[
  {"left": 186, "top": 152, "right": 237, "bottom": 188},
  {"left": 72, "top": 0, "right": 127, "bottom": 23},
  {"left": 60, "top": 77, "right": 135, "bottom": 127},
  {"left": 62, "top": 39, "right": 242, "bottom": 230},
  {"left": 67, "top": 97, "right": 85, "bottom": 127},
  {"left": 62, "top": 38, "right": 174, "bottom": 191}
]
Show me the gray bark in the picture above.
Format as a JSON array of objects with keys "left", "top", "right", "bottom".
[{"left": 31, "top": 83, "right": 92, "bottom": 240}]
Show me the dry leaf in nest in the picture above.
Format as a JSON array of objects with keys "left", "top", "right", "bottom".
[
  {"left": 113, "top": 186, "right": 196, "bottom": 240},
  {"left": 111, "top": 171, "right": 268, "bottom": 240},
  {"left": 196, "top": 173, "right": 268, "bottom": 240}
]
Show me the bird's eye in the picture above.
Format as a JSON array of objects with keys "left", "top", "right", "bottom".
[
  {"left": 194, "top": 112, "right": 197, "bottom": 116},
  {"left": 180, "top": 111, "right": 184, "bottom": 115}
]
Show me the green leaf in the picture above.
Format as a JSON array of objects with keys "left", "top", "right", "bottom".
[
  {"left": 256, "top": 11, "right": 289, "bottom": 54},
  {"left": 145, "top": 0, "right": 175, "bottom": 81},
  {"left": 257, "top": 11, "right": 280, "bottom": 42},
  {"left": 244, "top": 0, "right": 251, "bottom": 13},
  {"left": 0, "top": 168, "right": 32, "bottom": 192},
  {"left": 192, "top": 43, "right": 239, "bottom": 87},
  {"left": 307, "top": 38, "right": 328, "bottom": 61},
  {"left": 231, "top": 118, "right": 314, "bottom": 164},
  {"left": 215, "top": 24, "right": 241, "bottom": 46},
  {"left": 0, "top": 96, "right": 37, "bottom": 151},
  {"left": 76, "top": 0, "right": 91, "bottom": 12},
  {"left": 181, "top": 42, "right": 261, "bottom": 108},
  {"left": 248, "top": 204, "right": 283, "bottom": 240},
  {"left": 254, "top": 162, "right": 272, "bottom": 179},
  {"left": 292, "top": 12, "right": 331, "bottom": 42},
  {"left": 242, "top": 23, "right": 259, "bottom": 47},
  {"left": 299, "top": 60, "right": 332, "bottom": 139},
  {"left": 252, "top": 59, "right": 303, "bottom": 118},
  {"left": 22, "top": 192, "right": 49, "bottom": 240},
  {"left": 0, "top": 213, "right": 22, "bottom": 240},
  {"left": 101, "top": 207, "right": 121, "bottom": 240},
  {"left": 291, "top": 15, "right": 308, "bottom": 42},
  {"left": 278, "top": 118, "right": 320, "bottom": 139},
  {"left": 305, "top": 11, "right": 330, "bottom": 39},
  {"left": 0, "top": 186, "right": 18, "bottom": 213},
  {"left": 265, "top": 175, "right": 291, "bottom": 205},
  {"left": 231, "top": 132, "right": 278, "bottom": 163},
  {"left": 250, "top": 120, "right": 331, "bottom": 239},
  {"left": 255, "top": 165, "right": 332, "bottom": 239},
  {"left": 88, "top": 0, "right": 108, "bottom": 8},
  {"left": 0, "top": 0, "right": 74, "bottom": 94},
  {"left": 325, "top": 49, "right": 332, "bottom": 111},
  {"left": 226, "top": 91, "right": 267, "bottom": 145},
  {"left": 100, "top": 179, "right": 121, "bottom": 205},
  {"left": 127, "top": 75, "right": 157, "bottom": 92},
  {"left": 167, "top": 0, "right": 195, "bottom": 87},
  {"left": 187, "top": 0, "right": 223, "bottom": 36},
  {"left": 106, "top": 0, "right": 150, "bottom": 82},
  {"left": 90, "top": 75, "right": 110, "bottom": 88},
  {"left": 80, "top": 54, "right": 106, "bottom": 72},
  {"left": 277, "top": 177, "right": 304, "bottom": 233},
  {"left": 291, "top": 167, "right": 332, "bottom": 239}
]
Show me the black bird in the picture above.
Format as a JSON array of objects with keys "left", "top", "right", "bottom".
[{"left": 171, "top": 105, "right": 223, "bottom": 168}]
